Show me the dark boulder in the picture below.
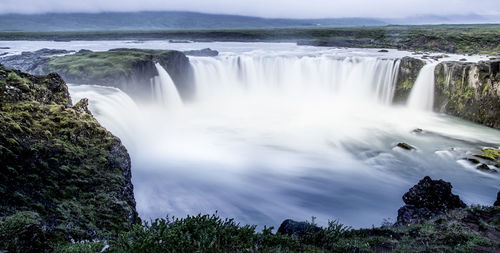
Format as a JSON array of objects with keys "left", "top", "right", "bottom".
[
  {"left": 476, "top": 164, "right": 497, "bottom": 173},
  {"left": 277, "top": 219, "right": 322, "bottom": 237},
  {"left": 395, "top": 176, "right": 466, "bottom": 226},
  {"left": 464, "top": 158, "right": 480, "bottom": 164},
  {"left": 396, "top": 142, "right": 415, "bottom": 150}
]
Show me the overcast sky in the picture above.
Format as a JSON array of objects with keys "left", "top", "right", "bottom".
[{"left": 1, "top": 0, "right": 499, "bottom": 18}]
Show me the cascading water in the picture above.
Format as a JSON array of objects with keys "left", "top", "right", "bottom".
[
  {"left": 67, "top": 46, "right": 500, "bottom": 229},
  {"left": 407, "top": 63, "right": 438, "bottom": 111},
  {"left": 190, "top": 55, "right": 401, "bottom": 105},
  {"left": 68, "top": 84, "right": 141, "bottom": 150},
  {"left": 152, "top": 63, "right": 183, "bottom": 108}
]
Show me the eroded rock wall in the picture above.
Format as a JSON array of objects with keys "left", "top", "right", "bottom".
[{"left": 434, "top": 60, "right": 500, "bottom": 129}]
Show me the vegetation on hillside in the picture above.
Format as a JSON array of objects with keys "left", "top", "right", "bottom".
[{"left": 1, "top": 24, "right": 499, "bottom": 54}]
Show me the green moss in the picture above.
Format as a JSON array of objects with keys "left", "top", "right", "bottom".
[
  {"left": 45, "top": 49, "right": 170, "bottom": 84},
  {"left": 0, "top": 211, "right": 51, "bottom": 252},
  {"left": 0, "top": 65, "right": 137, "bottom": 248},
  {"left": 474, "top": 148, "right": 500, "bottom": 161},
  {"left": 6, "top": 72, "right": 31, "bottom": 92}
]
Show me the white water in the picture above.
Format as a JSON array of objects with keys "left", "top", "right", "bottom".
[
  {"left": 56, "top": 44, "right": 499, "bottom": 229},
  {"left": 152, "top": 63, "right": 183, "bottom": 108},
  {"left": 408, "top": 63, "right": 438, "bottom": 111},
  {"left": 191, "top": 56, "right": 400, "bottom": 105}
]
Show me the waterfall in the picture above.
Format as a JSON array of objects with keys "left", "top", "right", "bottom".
[
  {"left": 152, "top": 63, "right": 183, "bottom": 108},
  {"left": 67, "top": 84, "right": 141, "bottom": 149},
  {"left": 407, "top": 63, "right": 438, "bottom": 111},
  {"left": 189, "top": 55, "right": 401, "bottom": 105},
  {"left": 66, "top": 50, "right": 500, "bottom": 230}
]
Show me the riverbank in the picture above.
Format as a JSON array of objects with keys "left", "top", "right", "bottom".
[{"left": 1, "top": 24, "right": 500, "bottom": 54}]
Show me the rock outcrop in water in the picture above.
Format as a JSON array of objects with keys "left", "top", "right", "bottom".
[
  {"left": 434, "top": 60, "right": 500, "bottom": 129},
  {"left": 392, "top": 57, "right": 500, "bottom": 130},
  {"left": 395, "top": 176, "right": 466, "bottom": 226},
  {"left": 1, "top": 48, "right": 195, "bottom": 102},
  {"left": 184, "top": 48, "right": 219, "bottom": 57},
  {"left": 393, "top": 57, "right": 425, "bottom": 104},
  {"left": 0, "top": 65, "right": 138, "bottom": 251}
]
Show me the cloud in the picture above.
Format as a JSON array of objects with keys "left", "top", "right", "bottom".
[{"left": 1, "top": 0, "right": 499, "bottom": 18}]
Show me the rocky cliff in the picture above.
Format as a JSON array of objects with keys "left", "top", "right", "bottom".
[
  {"left": 0, "top": 65, "right": 138, "bottom": 251},
  {"left": 392, "top": 57, "right": 500, "bottom": 130},
  {"left": 1, "top": 48, "right": 195, "bottom": 102},
  {"left": 434, "top": 60, "right": 500, "bottom": 129},
  {"left": 393, "top": 57, "right": 425, "bottom": 104}
]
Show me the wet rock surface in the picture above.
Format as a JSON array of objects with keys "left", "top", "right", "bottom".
[
  {"left": 395, "top": 176, "right": 466, "bottom": 225},
  {"left": 434, "top": 60, "right": 500, "bottom": 130},
  {"left": 396, "top": 142, "right": 415, "bottom": 150},
  {"left": 393, "top": 57, "right": 425, "bottom": 104}
]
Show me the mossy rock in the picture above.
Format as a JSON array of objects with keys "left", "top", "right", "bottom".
[
  {"left": 42, "top": 48, "right": 194, "bottom": 101},
  {"left": 434, "top": 60, "right": 500, "bottom": 129},
  {"left": 473, "top": 148, "right": 500, "bottom": 161},
  {"left": 0, "top": 64, "right": 138, "bottom": 249},
  {"left": 393, "top": 57, "right": 425, "bottom": 104}
]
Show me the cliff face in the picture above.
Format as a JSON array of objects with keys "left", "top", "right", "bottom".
[
  {"left": 392, "top": 57, "right": 500, "bottom": 130},
  {"left": 42, "top": 49, "right": 195, "bottom": 101},
  {"left": 0, "top": 65, "right": 138, "bottom": 251},
  {"left": 1, "top": 48, "right": 195, "bottom": 102},
  {"left": 393, "top": 57, "right": 425, "bottom": 104},
  {"left": 434, "top": 60, "right": 500, "bottom": 129},
  {"left": 154, "top": 50, "right": 195, "bottom": 100}
]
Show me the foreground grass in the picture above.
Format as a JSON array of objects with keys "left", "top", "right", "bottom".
[{"left": 47, "top": 206, "right": 500, "bottom": 253}]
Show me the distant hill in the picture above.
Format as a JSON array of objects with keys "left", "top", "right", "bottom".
[{"left": 0, "top": 11, "right": 387, "bottom": 31}]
